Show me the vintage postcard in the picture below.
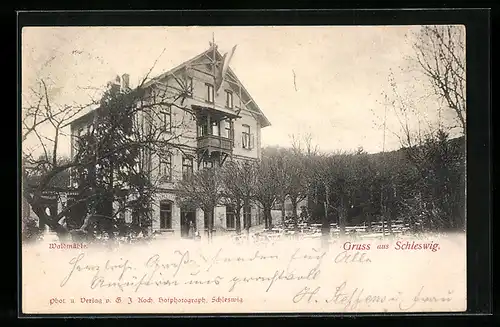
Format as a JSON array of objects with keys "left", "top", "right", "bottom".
[{"left": 21, "top": 25, "right": 467, "bottom": 314}]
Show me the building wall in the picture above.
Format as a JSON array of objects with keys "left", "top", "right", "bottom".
[
  {"left": 69, "top": 53, "right": 267, "bottom": 237},
  {"left": 147, "top": 59, "right": 264, "bottom": 235},
  {"left": 152, "top": 56, "right": 262, "bottom": 160},
  {"left": 151, "top": 195, "right": 261, "bottom": 237}
]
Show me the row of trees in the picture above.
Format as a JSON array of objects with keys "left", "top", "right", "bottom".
[
  {"left": 174, "top": 127, "right": 464, "bottom": 244},
  {"left": 174, "top": 25, "right": 467, "bottom": 240},
  {"left": 174, "top": 148, "right": 307, "bottom": 241}
]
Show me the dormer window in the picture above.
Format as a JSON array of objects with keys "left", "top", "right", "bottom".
[
  {"left": 206, "top": 83, "right": 214, "bottom": 103},
  {"left": 225, "top": 90, "right": 233, "bottom": 108},
  {"left": 242, "top": 124, "right": 251, "bottom": 149}
]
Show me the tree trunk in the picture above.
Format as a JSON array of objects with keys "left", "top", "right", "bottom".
[
  {"left": 324, "top": 183, "right": 330, "bottom": 220},
  {"left": 320, "top": 182, "right": 330, "bottom": 246},
  {"left": 308, "top": 185, "right": 316, "bottom": 221},
  {"left": 235, "top": 211, "right": 242, "bottom": 234},
  {"left": 339, "top": 195, "right": 346, "bottom": 236},
  {"left": 387, "top": 184, "right": 395, "bottom": 235},
  {"left": 290, "top": 197, "right": 298, "bottom": 232},
  {"left": 264, "top": 206, "right": 272, "bottom": 229},
  {"left": 207, "top": 208, "right": 214, "bottom": 243},
  {"left": 366, "top": 211, "right": 372, "bottom": 232},
  {"left": 380, "top": 186, "right": 385, "bottom": 236},
  {"left": 280, "top": 198, "right": 286, "bottom": 224},
  {"left": 244, "top": 200, "right": 250, "bottom": 240},
  {"left": 386, "top": 203, "right": 393, "bottom": 235},
  {"left": 381, "top": 208, "right": 386, "bottom": 237},
  {"left": 321, "top": 201, "right": 329, "bottom": 250},
  {"left": 235, "top": 203, "right": 242, "bottom": 234}
]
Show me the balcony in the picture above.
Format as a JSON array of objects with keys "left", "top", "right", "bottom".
[{"left": 197, "top": 135, "right": 233, "bottom": 154}]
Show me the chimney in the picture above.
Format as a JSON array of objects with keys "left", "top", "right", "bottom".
[
  {"left": 107, "top": 75, "right": 121, "bottom": 93},
  {"left": 121, "top": 73, "right": 130, "bottom": 92}
]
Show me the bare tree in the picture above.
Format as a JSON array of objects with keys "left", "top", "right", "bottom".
[
  {"left": 253, "top": 156, "right": 280, "bottom": 230},
  {"left": 377, "top": 25, "right": 466, "bottom": 153},
  {"left": 412, "top": 25, "right": 466, "bottom": 135},
  {"left": 286, "top": 134, "right": 315, "bottom": 231},
  {"left": 261, "top": 147, "right": 289, "bottom": 223},
  {"left": 174, "top": 167, "right": 225, "bottom": 242},
  {"left": 378, "top": 25, "right": 467, "bottom": 232},
  {"left": 22, "top": 77, "right": 99, "bottom": 239},
  {"left": 221, "top": 159, "right": 258, "bottom": 234},
  {"left": 309, "top": 154, "right": 333, "bottom": 248},
  {"left": 22, "top": 51, "right": 195, "bottom": 242}
]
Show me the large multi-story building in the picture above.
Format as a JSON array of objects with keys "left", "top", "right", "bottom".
[{"left": 69, "top": 44, "right": 271, "bottom": 237}]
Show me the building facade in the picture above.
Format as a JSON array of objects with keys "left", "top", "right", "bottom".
[{"left": 69, "top": 45, "right": 271, "bottom": 238}]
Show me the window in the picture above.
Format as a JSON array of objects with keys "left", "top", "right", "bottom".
[
  {"left": 242, "top": 125, "right": 251, "bottom": 149},
  {"left": 243, "top": 205, "right": 252, "bottom": 228},
  {"left": 211, "top": 120, "right": 220, "bottom": 137},
  {"left": 182, "top": 157, "right": 194, "bottom": 180},
  {"left": 201, "top": 160, "right": 214, "bottom": 170},
  {"left": 198, "top": 118, "right": 209, "bottom": 137},
  {"left": 226, "top": 205, "right": 235, "bottom": 229},
  {"left": 186, "top": 77, "right": 193, "bottom": 97},
  {"left": 159, "top": 154, "right": 172, "bottom": 181},
  {"left": 161, "top": 106, "right": 172, "bottom": 133},
  {"left": 160, "top": 200, "right": 172, "bottom": 229},
  {"left": 206, "top": 83, "right": 214, "bottom": 103},
  {"left": 225, "top": 90, "right": 233, "bottom": 108},
  {"left": 223, "top": 119, "right": 232, "bottom": 139}
]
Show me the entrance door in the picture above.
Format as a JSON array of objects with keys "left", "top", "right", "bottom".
[{"left": 180, "top": 209, "right": 196, "bottom": 238}]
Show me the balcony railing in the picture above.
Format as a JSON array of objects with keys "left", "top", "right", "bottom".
[{"left": 197, "top": 135, "right": 233, "bottom": 153}]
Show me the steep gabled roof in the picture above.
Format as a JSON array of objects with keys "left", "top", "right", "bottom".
[
  {"left": 69, "top": 45, "right": 272, "bottom": 129},
  {"left": 144, "top": 45, "right": 271, "bottom": 128}
]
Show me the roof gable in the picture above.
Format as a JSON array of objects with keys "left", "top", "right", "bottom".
[
  {"left": 69, "top": 45, "right": 272, "bottom": 129},
  {"left": 144, "top": 46, "right": 271, "bottom": 128}
]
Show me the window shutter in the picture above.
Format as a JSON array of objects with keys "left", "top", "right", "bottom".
[{"left": 251, "top": 134, "right": 255, "bottom": 149}]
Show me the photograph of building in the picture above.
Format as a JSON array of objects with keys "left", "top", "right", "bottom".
[
  {"left": 21, "top": 26, "right": 466, "bottom": 246},
  {"left": 66, "top": 44, "right": 271, "bottom": 238}
]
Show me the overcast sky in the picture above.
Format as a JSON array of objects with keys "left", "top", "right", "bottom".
[{"left": 22, "top": 26, "right": 459, "bottom": 157}]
